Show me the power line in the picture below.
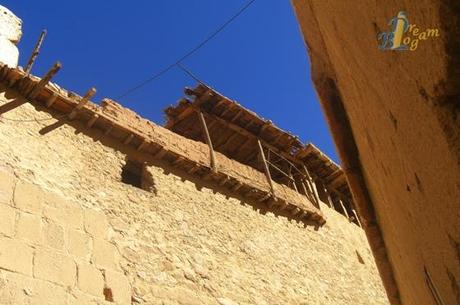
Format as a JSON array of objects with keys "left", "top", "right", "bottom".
[
  {"left": 115, "top": 0, "right": 256, "bottom": 100},
  {"left": 176, "top": 63, "right": 204, "bottom": 84}
]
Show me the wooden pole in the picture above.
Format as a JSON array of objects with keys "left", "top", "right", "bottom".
[
  {"left": 258, "top": 140, "right": 276, "bottom": 198},
  {"left": 68, "top": 87, "right": 97, "bottom": 120},
  {"left": 302, "top": 164, "right": 321, "bottom": 208},
  {"left": 28, "top": 62, "right": 61, "bottom": 99},
  {"left": 339, "top": 199, "right": 350, "bottom": 218},
  {"left": 25, "top": 30, "right": 47, "bottom": 74},
  {"left": 198, "top": 111, "right": 217, "bottom": 173}
]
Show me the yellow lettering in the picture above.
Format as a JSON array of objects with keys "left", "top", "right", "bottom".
[
  {"left": 410, "top": 39, "right": 419, "bottom": 51},
  {"left": 426, "top": 28, "right": 440, "bottom": 37},
  {"left": 403, "top": 37, "right": 411, "bottom": 45},
  {"left": 412, "top": 28, "right": 419, "bottom": 36},
  {"left": 409, "top": 24, "right": 417, "bottom": 33},
  {"left": 419, "top": 31, "right": 427, "bottom": 40}
]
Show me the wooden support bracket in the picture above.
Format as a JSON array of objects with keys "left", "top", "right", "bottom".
[
  {"left": 68, "top": 87, "right": 96, "bottom": 120},
  {"left": 257, "top": 140, "right": 276, "bottom": 198},
  {"left": 28, "top": 62, "right": 61, "bottom": 99},
  {"left": 198, "top": 111, "right": 217, "bottom": 173}
]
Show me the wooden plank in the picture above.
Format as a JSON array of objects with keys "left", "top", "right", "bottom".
[
  {"left": 198, "top": 111, "right": 217, "bottom": 173},
  {"left": 28, "top": 62, "right": 61, "bottom": 99},
  {"left": 257, "top": 140, "right": 276, "bottom": 198},
  {"left": 68, "top": 87, "right": 97, "bottom": 120},
  {"left": 25, "top": 30, "right": 47, "bottom": 74}
]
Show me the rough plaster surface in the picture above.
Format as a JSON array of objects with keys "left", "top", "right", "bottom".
[
  {"left": 292, "top": 1, "right": 460, "bottom": 305},
  {"left": 0, "top": 5, "right": 21, "bottom": 67},
  {"left": 0, "top": 89, "right": 388, "bottom": 304}
]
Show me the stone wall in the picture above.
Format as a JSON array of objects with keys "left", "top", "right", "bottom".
[
  {"left": 292, "top": 1, "right": 460, "bottom": 305},
  {"left": 0, "top": 88, "right": 389, "bottom": 304},
  {"left": 0, "top": 5, "right": 21, "bottom": 67}
]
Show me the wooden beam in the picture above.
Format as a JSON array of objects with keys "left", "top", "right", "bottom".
[
  {"left": 137, "top": 140, "right": 148, "bottom": 151},
  {"left": 46, "top": 92, "right": 58, "bottom": 108},
  {"left": 230, "top": 110, "right": 243, "bottom": 123},
  {"left": 68, "top": 87, "right": 97, "bottom": 120},
  {"left": 104, "top": 123, "right": 114, "bottom": 135},
  {"left": 257, "top": 140, "right": 276, "bottom": 198},
  {"left": 28, "top": 62, "right": 61, "bottom": 99},
  {"left": 153, "top": 147, "right": 167, "bottom": 159},
  {"left": 86, "top": 113, "right": 99, "bottom": 128},
  {"left": 123, "top": 134, "right": 134, "bottom": 145},
  {"left": 231, "top": 182, "right": 243, "bottom": 192},
  {"left": 187, "top": 165, "right": 200, "bottom": 174},
  {"left": 218, "top": 176, "right": 229, "bottom": 186},
  {"left": 198, "top": 111, "right": 217, "bottom": 173},
  {"left": 25, "top": 30, "right": 47, "bottom": 74}
]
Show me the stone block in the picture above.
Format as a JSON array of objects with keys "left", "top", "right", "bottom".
[
  {"left": 84, "top": 209, "right": 109, "bottom": 238},
  {"left": 14, "top": 180, "right": 44, "bottom": 214},
  {"left": 43, "top": 193, "right": 83, "bottom": 229},
  {"left": 67, "top": 229, "right": 92, "bottom": 260},
  {"left": 77, "top": 263, "right": 104, "bottom": 297},
  {"left": 43, "top": 219, "right": 65, "bottom": 250},
  {"left": 92, "top": 238, "right": 119, "bottom": 270},
  {"left": 0, "top": 204, "right": 15, "bottom": 237},
  {"left": 16, "top": 212, "right": 42, "bottom": 244},
  {"left": 0, "top": 270, "right": 68, "bottom": 305},
  {"left": 104, "top": 270, "right": 131, "bottom": 305},
  {"left": 0, "top": 37, "right": 18, "bottom": 67},
  {"left": 34, "top": 248, "right": 76, "bottom": 287},
  {"left": 0, "top": 237, "right": 33, "bottom": 275},
  {"left": 0, "top": 166, "right": 15, "bottom": 205}
]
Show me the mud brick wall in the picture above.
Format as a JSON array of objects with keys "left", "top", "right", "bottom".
[{"left": 0, "top": 88, "right": 389, "bottom": 304}]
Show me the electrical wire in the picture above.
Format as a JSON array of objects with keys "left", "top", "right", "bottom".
[{"left": 115, "top": 0, "right": 256, "bottom": 100}]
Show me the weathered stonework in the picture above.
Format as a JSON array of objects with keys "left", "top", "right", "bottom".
[
  {"left": 0, "top": 5, "right": 21, "bottom": 67},
  {"left": 0, "top": 87, "right": 389, "bottom": 304}
]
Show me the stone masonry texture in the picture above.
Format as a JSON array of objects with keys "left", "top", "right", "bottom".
[{"left": 0, "top": 89, "right": 389, "bottom": 304}]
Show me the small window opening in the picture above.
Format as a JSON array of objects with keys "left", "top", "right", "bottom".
[{"left": 121, "top": 159, "right": 143, "bottom": 188}]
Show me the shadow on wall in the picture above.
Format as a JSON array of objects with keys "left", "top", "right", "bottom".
[{"left": 0, "top": 87, "right": 324, "bottom": 230}]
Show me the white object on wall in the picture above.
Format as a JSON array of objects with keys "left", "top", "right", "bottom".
[{"left": 0, "top": 5, "right": 22, "bottom": 67}]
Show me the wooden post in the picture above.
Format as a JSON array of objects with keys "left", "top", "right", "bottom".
[
  {"left": 352, "top": 209, "right": 362, "bottom": 228},
  {"left": 198, "top": 111, "right": 217, "bottom": 173},
  {"left": 28, "top": 62, "right": 61, "bottom": 99},
  {"left": 68, "top": 87, "right": 97, "bottom": 120},
  {"left": 25, "top": 30, "right": 47, "bottom": 74},
  {"left": 302, "top": 164, "right": 321, "bottom": 208},
  {"left": 258, "top": 140, "right": 276, "bottom": 198}
]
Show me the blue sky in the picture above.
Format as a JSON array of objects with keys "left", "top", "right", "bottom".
[{"left": 4, "top": 0, "right": 338, "bottom": 161}]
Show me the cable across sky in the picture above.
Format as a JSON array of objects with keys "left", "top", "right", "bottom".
[{"left": 115, "top": 0, "right": 257, "bottom": 101}]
